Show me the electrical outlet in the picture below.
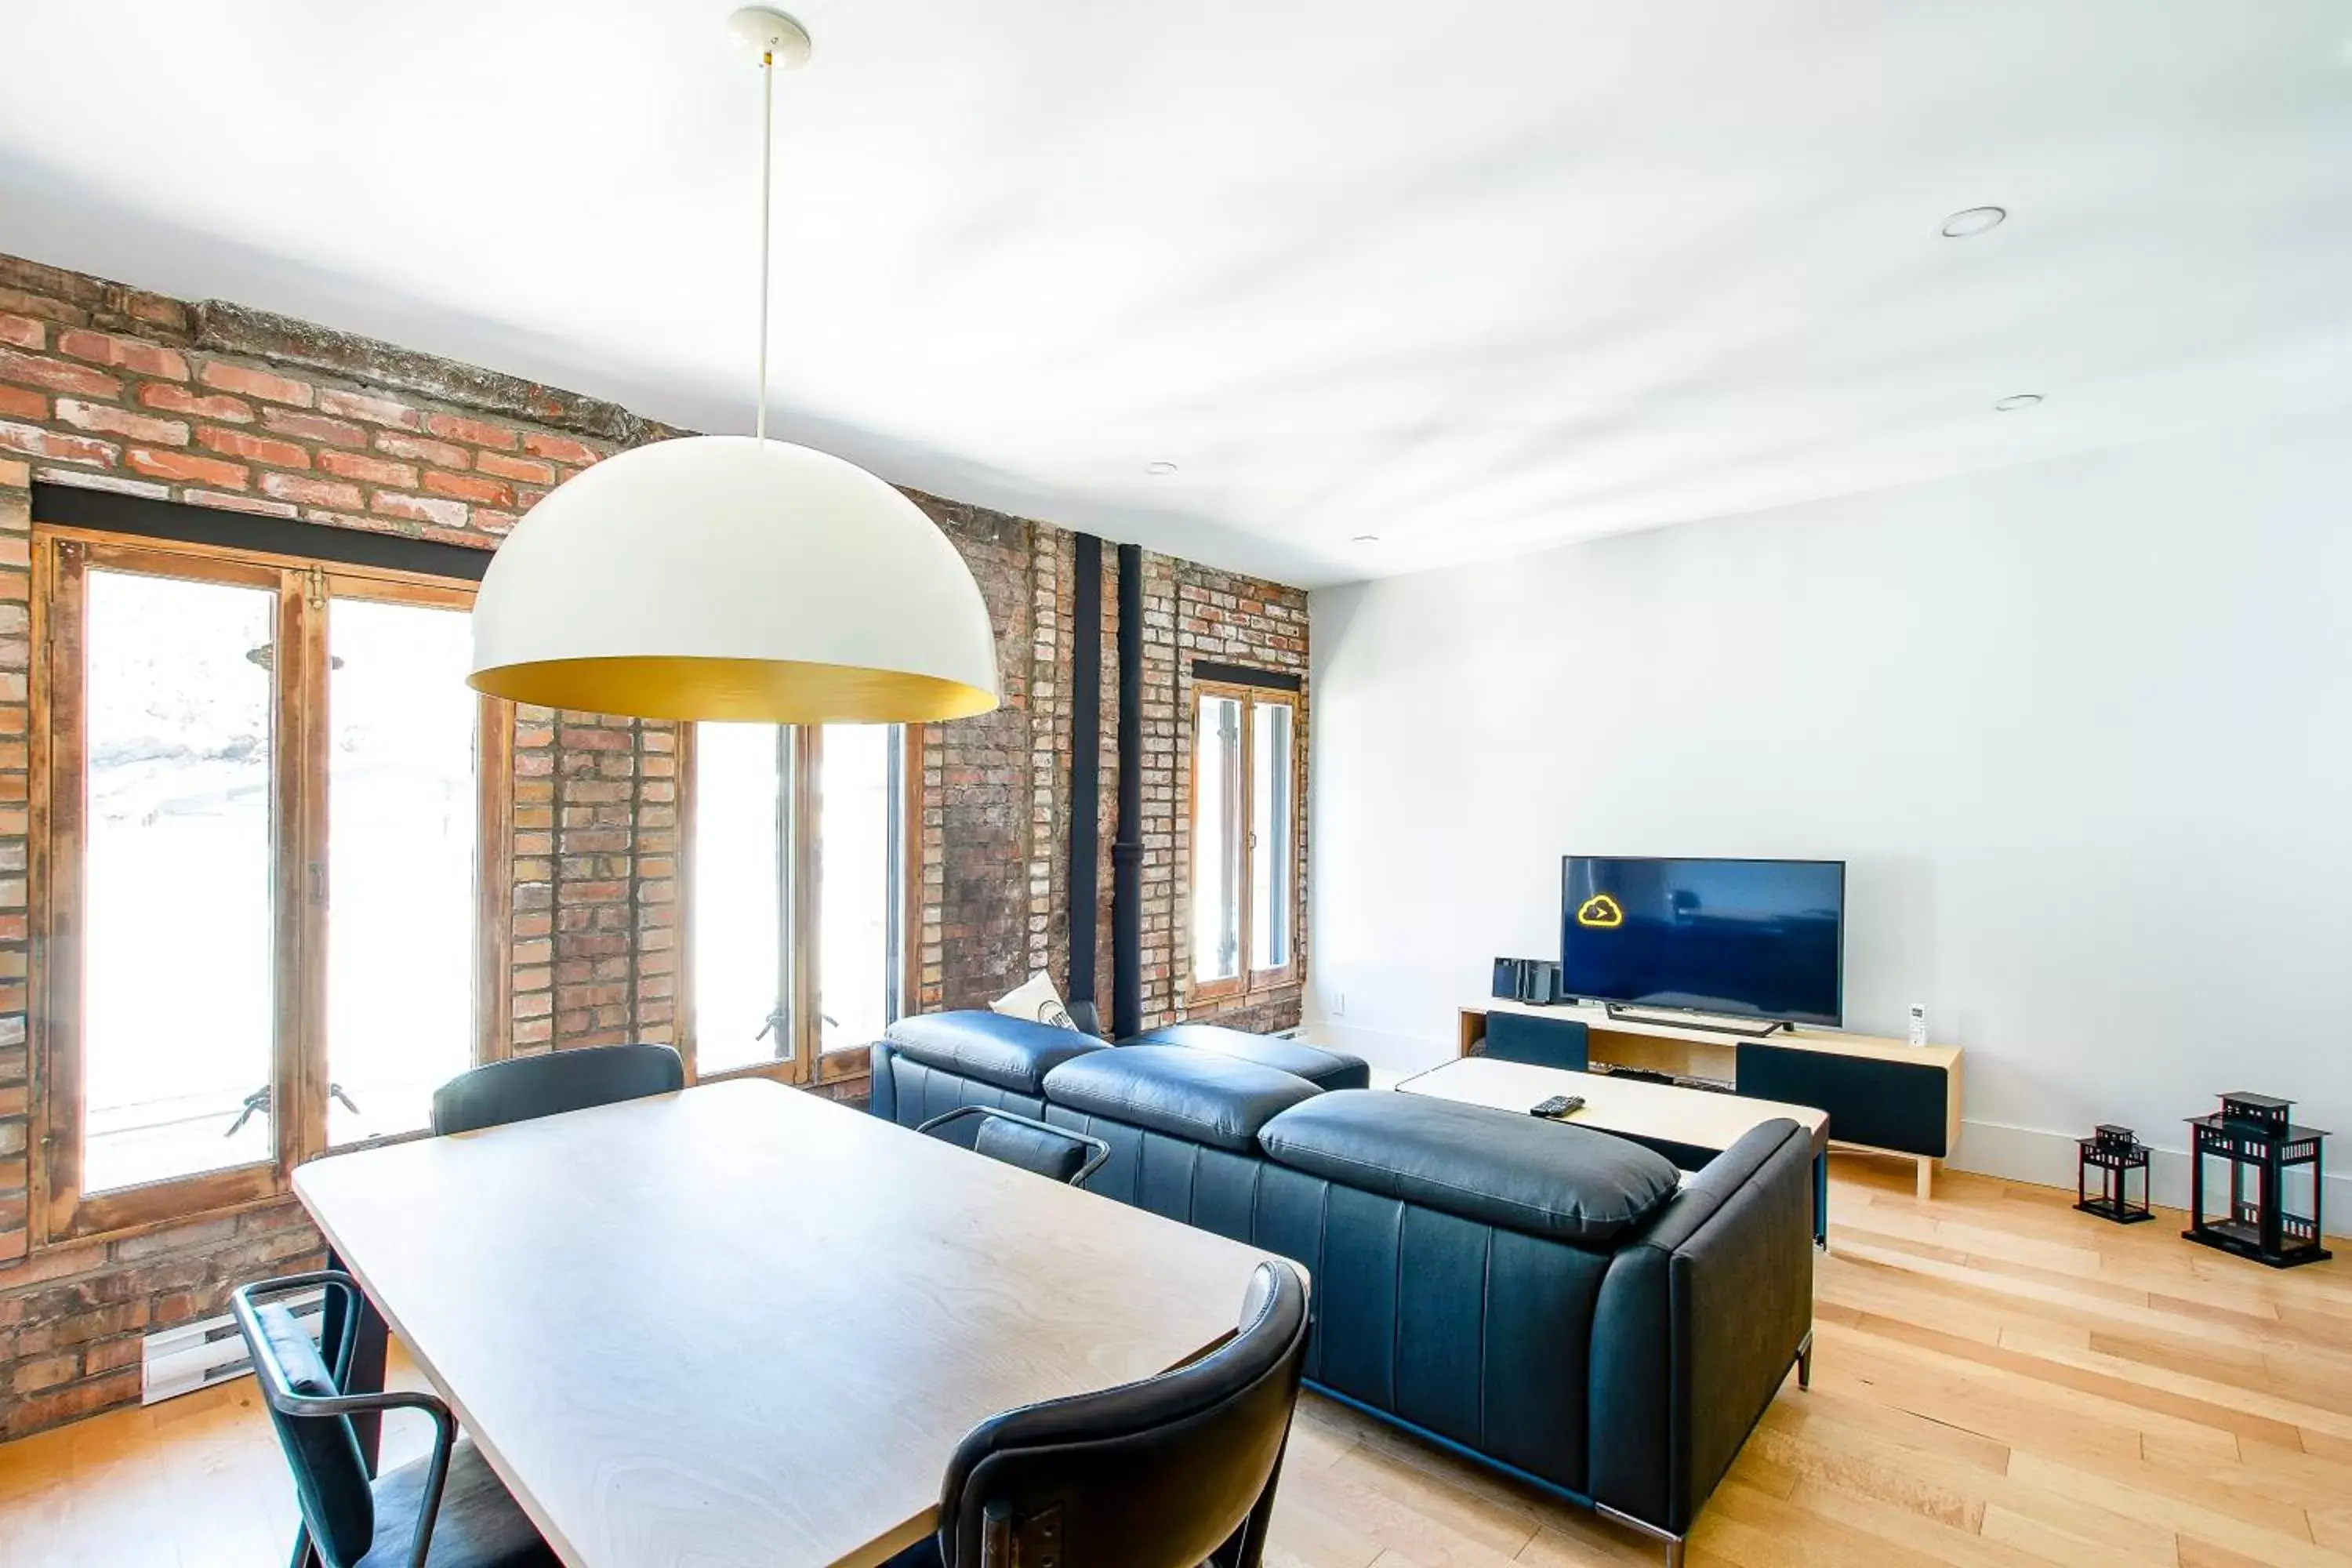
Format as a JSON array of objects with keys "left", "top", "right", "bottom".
[{"left": 1331, "top": 991, "right": 1345, "bottom": 1017}]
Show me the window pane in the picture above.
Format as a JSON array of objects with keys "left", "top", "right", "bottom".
[
  {"left": 816, "top": 725, "right": 898, "bottom": 1054},
  {"left": 82, "top": 569, "right": 277, "bottom": 1191},
  {"left": 1192, "top": 693, "right": 1245, "bottom": 984},
  {"left": 1250, "top": 700, "right": 1294, "bottom": 972},
  {"left": 693, "top": 723, "right": 786, "bottom": 1075},
  {"left": 326, "top": 597, "right": 477, "bottom": 1145}
]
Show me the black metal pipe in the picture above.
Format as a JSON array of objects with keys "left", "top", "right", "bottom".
[
  {"left": 1067, "top": 533, "right": 1102, "bottom": 1011},
  {"left": 1112, "top": 542, "right": 1144, "bottom": 1039}
]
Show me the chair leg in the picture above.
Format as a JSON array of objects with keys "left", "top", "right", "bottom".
[{"left": 1797, "top": 1330, "right": 1814, "bottom": 1391}]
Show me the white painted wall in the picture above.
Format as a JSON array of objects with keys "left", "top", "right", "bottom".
[{"left": 1306, "top": 410, "right": 2352, "bottom": 1225}]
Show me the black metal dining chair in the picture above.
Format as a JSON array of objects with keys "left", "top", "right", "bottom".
[
  {"left": 887, "top": 1258, "right": 1312, "bottom": 1568},
  {"left": 429, "top": 1043, "right": 684, "bottom": 1135},
  {"left": 916, "top": 1104, "right": 1111, "bottom": 1185},
  {"left": 232, "top": 1272, "right": 557, "bottom": 1568}
]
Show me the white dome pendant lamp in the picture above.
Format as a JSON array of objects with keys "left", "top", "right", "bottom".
[{"left": 467, "top": 8, "right": 1000, "bottom": 724}]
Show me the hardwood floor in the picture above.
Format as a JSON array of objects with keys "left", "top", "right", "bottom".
[{"left": 1, "top": 1153, "right": 2347, "bottom": 1566}]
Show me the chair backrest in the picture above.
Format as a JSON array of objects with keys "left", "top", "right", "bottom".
[
  {"left": 934, "top": 1258, "right": 1311, "bottom": 1568},
  {"left": 241, "top": 1299, "right": 376, "bottom": 1568},
  {"left": 974, "top": 1114, "right": 1098, "bottom": 1184},
  {"left": 430, "top": 1043, "right": 684, "bottom": 1135},
  {"left": 916, "top": 1105, "right": 1110, "bottom": 1186}
]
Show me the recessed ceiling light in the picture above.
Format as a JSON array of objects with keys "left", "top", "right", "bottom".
[
  {"left": 1940, "top": 205, "right": 2007, "bottom": 238},
  {"left": 1994, "top": 393, "right": 2043, "bottom": 412},
  {"left": 1351, "top": 534, "right": 1381, "bottom": 545},
  {"left": 1143, "top": 459, "right": 1179, "bottom": 477}
]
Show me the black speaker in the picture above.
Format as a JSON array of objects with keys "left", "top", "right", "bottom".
[{"left": 1492, "top": 957, "right": 1563, "bottom": 1004}]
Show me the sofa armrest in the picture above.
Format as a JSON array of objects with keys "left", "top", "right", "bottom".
[{"left": 1588, "top": 1119, "right": 1814, "bottom": 1538}]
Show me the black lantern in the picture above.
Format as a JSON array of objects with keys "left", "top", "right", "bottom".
[
  {"left": 2183, "top": 1093, "right": 2332, "bottom": 1269},
  {"left": 2075, "top": 1125, "right": 2151, "bottom": 1224}
]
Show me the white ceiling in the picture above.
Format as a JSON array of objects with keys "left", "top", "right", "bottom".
[{"left": 5, "top": 2, "right": 2350, "bottom": 588}]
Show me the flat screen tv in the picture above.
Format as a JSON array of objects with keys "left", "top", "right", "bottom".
[{"left": 1561, "top": 855, "right": 1844, "bottom": 1028}]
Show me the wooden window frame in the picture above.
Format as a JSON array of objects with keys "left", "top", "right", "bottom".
[
  {"left": 27, "top": 523, "right": 513, "bottom": 1247},
  {"left": 677, "top": 722, "right": 920, "bottom": 1090},
  {"left": 1188, "top": 680, "right": 1303, "bottom": 1004}
]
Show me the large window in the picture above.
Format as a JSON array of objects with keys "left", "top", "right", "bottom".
[
  {"left": 684, "top": 722, "right": 910, "bottom": 1085},
  {"left": 33, "top": 527, "right": 507, "bottom": 1242},
  {"left": 1190, "top": 680, "right": 1299, "bottom": 1000}
]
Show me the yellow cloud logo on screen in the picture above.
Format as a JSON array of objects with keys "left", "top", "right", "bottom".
[{"left": 1575, "top": 894, "right": 1624, "bottom": 929}]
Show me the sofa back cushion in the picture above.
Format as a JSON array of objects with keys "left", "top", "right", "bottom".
[
  {"left": 1042, "top": 1046, "right": 1320, "bottom": 1152},
  {"left": 1259, "top": 1091, "right": 1682, "bottom": 1244},
  {"left": 885, "top": 1010, "right": 1106, "bottom": 1097},
  {"left": 1124, "top": 1023, "right": 1372, "bottom": 1091}
]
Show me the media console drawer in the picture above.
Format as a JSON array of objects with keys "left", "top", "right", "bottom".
[{"left": 1735, "top": 1041, "right": 1951, "bottom": 1159}]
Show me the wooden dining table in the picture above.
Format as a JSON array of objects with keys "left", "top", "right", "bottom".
[{"left": 292, "top": 1077, "right": 1284, "bottom": 1568}]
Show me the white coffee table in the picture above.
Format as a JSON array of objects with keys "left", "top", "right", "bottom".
[{"left": 1396, "top": 1056, "right": 1831, "bottom": 1245}]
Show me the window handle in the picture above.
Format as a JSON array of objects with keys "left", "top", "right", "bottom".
[
  {"left": 307, "top": 862, "right": 327, "bottom": 905},
  {"left": 754, "top": 1007, "right": 787, "bottom": 1042}
]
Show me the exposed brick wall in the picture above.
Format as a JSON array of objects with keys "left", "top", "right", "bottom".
[{"left": 0, "top": 249, "right": 1306, "bottom": 1439}]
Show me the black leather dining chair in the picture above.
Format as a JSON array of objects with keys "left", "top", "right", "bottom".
[
  {"left": 232, "top": 1272, "right": 557, "bottom": 1568},
  {"left": 889, "top": 1258, "right": 1312, "bottom": 1568},
  {"left": 430, "top": 1043, "right": 684, "bottom": 1135},
  {"left": 916, "top": 1104, "right": 1111, "bottom": 1185}
]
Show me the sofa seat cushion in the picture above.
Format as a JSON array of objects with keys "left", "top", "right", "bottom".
[
  {"left": 1259, "top": 1091, "right": 1682, "bottom": 1243},
  {"left": 885, "top": 1011, "right": 1106, "bottom": 1097},
  {"left": 1126, "top": 1023, "right": 1371, "bottom": 1091},
  {"left": 1043, "top": 1046, "right": 1320, "bottom": 1152}
]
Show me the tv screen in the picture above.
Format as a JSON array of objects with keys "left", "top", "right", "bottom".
[{"left": 1561, "top": 855, "right": 1844, "bottom": 1027}]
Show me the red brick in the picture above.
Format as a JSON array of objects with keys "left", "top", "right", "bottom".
[
  {"left": 127, "top": 448, "right": 249, "bottom": 489},
  {"left": 423, "top": 411, "right": 517, "bottom": 450},
  {"left": 521, "top": 431, "right": 599, "bottom": 465},
  {"left": 139, "top": 383, "right": 253, "bottom": 423},
  {"left": 198, "top": 361, "right": 313, "bottom": 407},
  {"left": 376, "top": 431, "right": 469, "bottom": 469},
  {"left": 317, "top": 388, "right": 419, "bottom": 429},
  {"left": 183, "top": 488, "right": 301, "bottom": 519},
  {"left": 372, "top": 491, "right": 469, "bottom": 528},
  {"left": 423, "top": 469, "right": 511, "bottom": 506},
  {"left": 317, "top": 450, "right": 416, "bottom": 487},
  {"left": 0, "top": 315, "right": 42, "bottom": 351},
  {"left": 198, "top": 426, "right": 309, "bottom": 469},
  {"left": 475, "top": 450, "right": 556, "bottom": 485},
  {"left": 0, "top": 421, "right": 117, "bottom": 466},
  {"left": 0, "top": 387, "right": 43, "bottom": 423},
  {"left": 0, "top": 1368, "right": 140, "bottom": 1439},
  {"left": 257, "top": 472, "right": 363, "bottom": 510},
  {"left": 55, "top": 398, "right": 188, "bottom": 446},
  {"left": 0, "top": 349, "right": 121, "bottom": 401},
  {"left": 473, "top": 509, "right": 521, "bottom": 535},
  {"left": 56, "top": 328, "right": 189, "bottom": 382},
  {"left": 260, "top": 408, "right": 367, "bottom": 448}
]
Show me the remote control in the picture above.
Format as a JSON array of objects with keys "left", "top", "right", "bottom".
[{"left": 1530, "top": 1094, "right": 1585, "bottom": 1120}]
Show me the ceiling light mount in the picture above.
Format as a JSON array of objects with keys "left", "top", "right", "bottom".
[
  {"left": 1994, "top": 393, "right": 2043, "bottom": 412},
  {"left": 1143, "top": 459, "right": 1180, "bottom": 477},
  {"left": 1940, "top": 205, "right": 2007, "bottom": 238},
  {"left": 727, "top": 6, "right": 811, "bottom": 68}
]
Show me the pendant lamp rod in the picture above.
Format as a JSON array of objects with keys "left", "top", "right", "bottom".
[
  {"left": 756, "top": 45, "right": 772, "bottom": 443},
  {"left": 728, "top": 7, "right": 807, "bottom": 440}
]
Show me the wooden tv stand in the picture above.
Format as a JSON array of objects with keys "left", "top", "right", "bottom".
[{"left": 1457, "top": 998, "right": 1963, "bottom": 1199}]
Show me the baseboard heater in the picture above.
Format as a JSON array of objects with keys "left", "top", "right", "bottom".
[{"left": 140, "top": 1287, "right": 324, "bottom": 1405}]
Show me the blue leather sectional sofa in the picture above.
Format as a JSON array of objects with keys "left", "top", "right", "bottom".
[{"left": 869, "top": 1011, "right": 1816, "bottom": 1565}]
